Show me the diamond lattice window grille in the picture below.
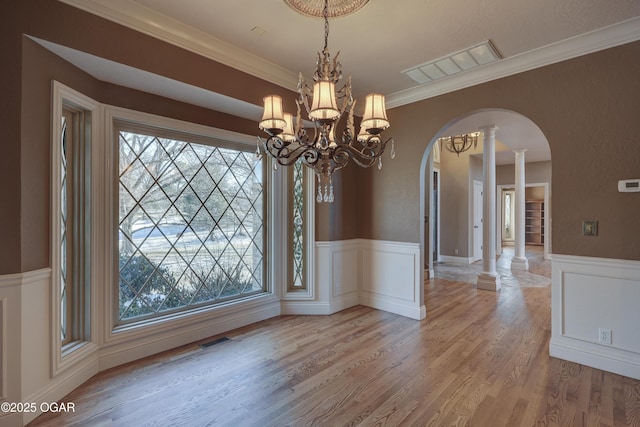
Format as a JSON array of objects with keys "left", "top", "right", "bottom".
[
  {"left": 292, "top": 160, "right": 305, "bottom": 288},
  {"left": 118, "top": 131, "right": 265, "bottom": 322},
  {"left": 60, "top": 116, "right": 68, "bottom": 341}
]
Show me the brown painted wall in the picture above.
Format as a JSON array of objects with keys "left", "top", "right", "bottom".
[
  {"left": 2, "top": 1, "right": 639, "bottom": 274},
  {"left": 497, "top": 161, "right": 552, "bottom": 186},
  {"left": 1, "top": 0, "right": 298, "bottom": 274},
  {"left": 358, "top": 41, "right": 640, "bottom": 260}
]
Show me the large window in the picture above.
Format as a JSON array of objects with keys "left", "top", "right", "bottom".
[{"left": 116, "top": 125, "right": 265, "bottom": 323}]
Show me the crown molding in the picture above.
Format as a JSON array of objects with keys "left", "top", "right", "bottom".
[
  {"left": 57, "top": 0, "right": 299, "bottom": 91},
  {"left": 58, "top": 1, "right": 639, "bottom": 109},
  {"left": 386, "top": 17, "right": 640, "bottom": 108}
]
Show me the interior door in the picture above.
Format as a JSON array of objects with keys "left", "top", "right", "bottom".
[{"left": 473, "top": 181, "right": 483, "bottom": 262}]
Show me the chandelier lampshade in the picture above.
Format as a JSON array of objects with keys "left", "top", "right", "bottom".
[
  {"left": 256, "top": 0, "right": 395, "bottom": 203},
  {"left": 309, "top": 80, "right": 340, "bottom": 122},
  {"left": 280, "top": 113, "right": 296, "bottom": 142},
  {"left": 361, "top": 93, "right": 389, "bottom": 135},
  {"left": 259, "top": 95, "right": 286, "bottom": 134}
]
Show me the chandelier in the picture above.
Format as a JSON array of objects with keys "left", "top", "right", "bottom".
[
  {"left": 439, "top": 132, "right": 480, "bottom": 157},
  {"left": 257, "top": 0, "right": 394, "bottom": 203}
]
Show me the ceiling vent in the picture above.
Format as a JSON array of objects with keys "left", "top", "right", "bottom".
[{"left": 402, "top": 41, "right": 502, "bottom": 84}]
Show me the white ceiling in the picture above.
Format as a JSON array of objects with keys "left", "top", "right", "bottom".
[{"left": 55, "top": 0, "right": 640, "bottom": 164}]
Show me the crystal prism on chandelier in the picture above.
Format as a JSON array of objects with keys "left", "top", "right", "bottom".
[{"left": 257, "top": 0, "right": 394, "bottom": 203}]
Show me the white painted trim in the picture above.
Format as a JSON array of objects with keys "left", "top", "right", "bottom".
[
  {"left": 550, "top": 336, "right": 640, "bottom": 381},
  {"left": 440, "top": 255, "right": 474, "bottom": 264},
  {"left": 281, "top": 164, "right": 316, "bottom": 301},
  {"left": 497, "top": 182, "right": 550, "bottom": 259},
  {"left": 99, "top": 295, "right": 282, "bottom": 370},
  {"left": 550, "top": 254, "right": 640, "bottom": 380},
  {"left": 51, "top": 81, "right": 102, "bottom": 378},
  {"left": 101, "top": 104, "right": 278, "bottom": 346},
  {"left": 434, "top": 167, "right": 441, "bottom": 264},
  {"left": 21, "top": 353, "right": 99, "bottom": 425},
  {"left": 0, "top": 269, "right": 51, "bottom": 288},
  {"left": 281, "top": 292, "right": 359, "bottom": 316},
  {"left": 386, "top": 17, "right": 640, "bottom": 108},
  {"left": 0, "top": 297, "right": 6, "bottom": 402},
  {"left": 57, "top": 1, "right": 640, "bottom": 108},
  {"left": 57, "top": 0, "right": 298, "bottom": 91},
  {"left": 359, "top": 239, "right": 425, "bottom": 320}
]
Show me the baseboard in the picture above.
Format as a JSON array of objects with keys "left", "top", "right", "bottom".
[
  {"left": 360, "top": 291, "right": 425, "bottom": 320},
  {"left": 21, "top": 353, "right": 99, "bottom": 425},
  {"left": 550, "top": 336, "right": 640, "bottom": 380},
  {"left": 98, "top": 296, "right": 281, "bottom": 370},
  {"left": 281, "top": 291, "right": 359, "bottom": 315},
  {"left": 440, "top": 255, "right": 474, "bottom": 264}
]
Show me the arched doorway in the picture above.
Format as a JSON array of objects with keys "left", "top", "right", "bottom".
[{"left": 419, "top": 109, "right": 551, "bottom": 283}]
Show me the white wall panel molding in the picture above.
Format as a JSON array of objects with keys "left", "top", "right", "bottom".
[
  {"left": 0, "top": 269, "right": 51, "bottom": 289},
  {"left": 0, "top": 298, "right": 6, "bottom": 402},
  {"left": 312, "top": 239, "right": 425, "bottom": 320},
  {"left": 360, "top": 240, "right": 425, "bottom": 320},
  {"left": 550, "top": 254, "right": 640, "bottom": 380}
]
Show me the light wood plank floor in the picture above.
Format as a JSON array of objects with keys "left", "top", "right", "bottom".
[{"left": 30, "top": 248, "right": 640, "bottom": 426}]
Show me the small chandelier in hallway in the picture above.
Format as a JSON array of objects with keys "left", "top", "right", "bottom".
[
  {"left": 439, "top": 132, "right": 480, "bottom": 157},
  {"left": 257, "top": 0, "right": 394, "bottom": 203}
]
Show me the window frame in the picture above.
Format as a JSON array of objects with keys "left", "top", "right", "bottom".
[
  {"left": 112, "top": 122, "right": 268, "bottom": 324},
  {"left": 102, "top": 106, "right": 279, "bottom": 339},
  {"left": 282, "top": 161, "right": 315, "bottom": 300},
  {"left": 50, "top": 82, "right": 100, "bottom": 376}
]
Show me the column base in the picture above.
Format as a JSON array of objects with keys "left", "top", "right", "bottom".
[
  {"left": 477, "top": 272, "right": 502, "bottom": 292},
  {"left": 511, "top": 257, "right": 529, "bottom": 271}
]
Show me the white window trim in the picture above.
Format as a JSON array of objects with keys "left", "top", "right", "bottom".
[
  {"left": 50, "top": 81, "right": 100, "bottom": 376},
  {"left": 281, "top": 165, "right": 315, "bottom": 300},
  {"left": 101, "top": 105, "right": 281, "bottom": 344}
]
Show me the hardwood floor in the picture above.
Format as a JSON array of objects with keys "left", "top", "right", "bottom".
[{"left": 30, "top": 248, "right": 640, "bottom": 426}]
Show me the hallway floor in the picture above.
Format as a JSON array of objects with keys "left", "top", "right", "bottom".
[{"left": 434, "top": 246, "right": 550, "bottom": 287}]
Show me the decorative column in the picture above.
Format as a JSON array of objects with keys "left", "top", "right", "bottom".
[
  {"left": 477, "top": 125, "right": 501, "bottom": 291},
  {"left": 511, "top": 149, "right": 529, "bottom": 270}
]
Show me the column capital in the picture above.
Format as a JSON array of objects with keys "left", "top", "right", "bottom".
[
  {"left": 513, "top": 148, "right": 528, "bottom": 155},
  {"left": 480, "top": 125, "right": 498, "bottom": 135}
]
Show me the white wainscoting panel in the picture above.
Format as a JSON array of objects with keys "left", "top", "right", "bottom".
[
  {"left": 360, "top": 240, "right": 425, "bottom": 320},
  {"left": 0, "top": 297, "right": 5, "bottom": 402},
  {"left": 310, "top": 240, "right": 425, "bottom": 320},
  {"left": 332, "top": 245, "right": 359, "bottom": 297},
  {"left": 550, "top": 254, "right": 640, "bottom": 380}
]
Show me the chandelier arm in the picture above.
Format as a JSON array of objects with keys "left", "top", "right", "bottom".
[
  {"left": 333, "top": 137, "right": 392, "bottom": 168},
  {"left": 261, "top": 136, "right": 320, "bottom": 167}
]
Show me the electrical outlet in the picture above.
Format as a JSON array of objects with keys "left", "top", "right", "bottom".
[
  {"left": 454, "top": 249, "right": 459, "bottom": 255},
  {"left": 598, "top": 328, "right": 612, "bottom": 345}
]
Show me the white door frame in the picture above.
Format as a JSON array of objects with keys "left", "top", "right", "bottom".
[{"left": 497, "top": 182, "right": 550, "bottom": 260}]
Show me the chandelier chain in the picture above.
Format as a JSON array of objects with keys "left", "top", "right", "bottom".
[{"left": 323, "top": 0, "right": 329, "bottom": 51}]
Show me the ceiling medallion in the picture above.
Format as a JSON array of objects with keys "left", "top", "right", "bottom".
[{"left": 284, "top": 0, "right": 369, "bottom": 18}]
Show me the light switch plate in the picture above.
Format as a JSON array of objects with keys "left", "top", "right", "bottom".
[{"left": 582, "top": 220, "right": 598, "bottom": 236}]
